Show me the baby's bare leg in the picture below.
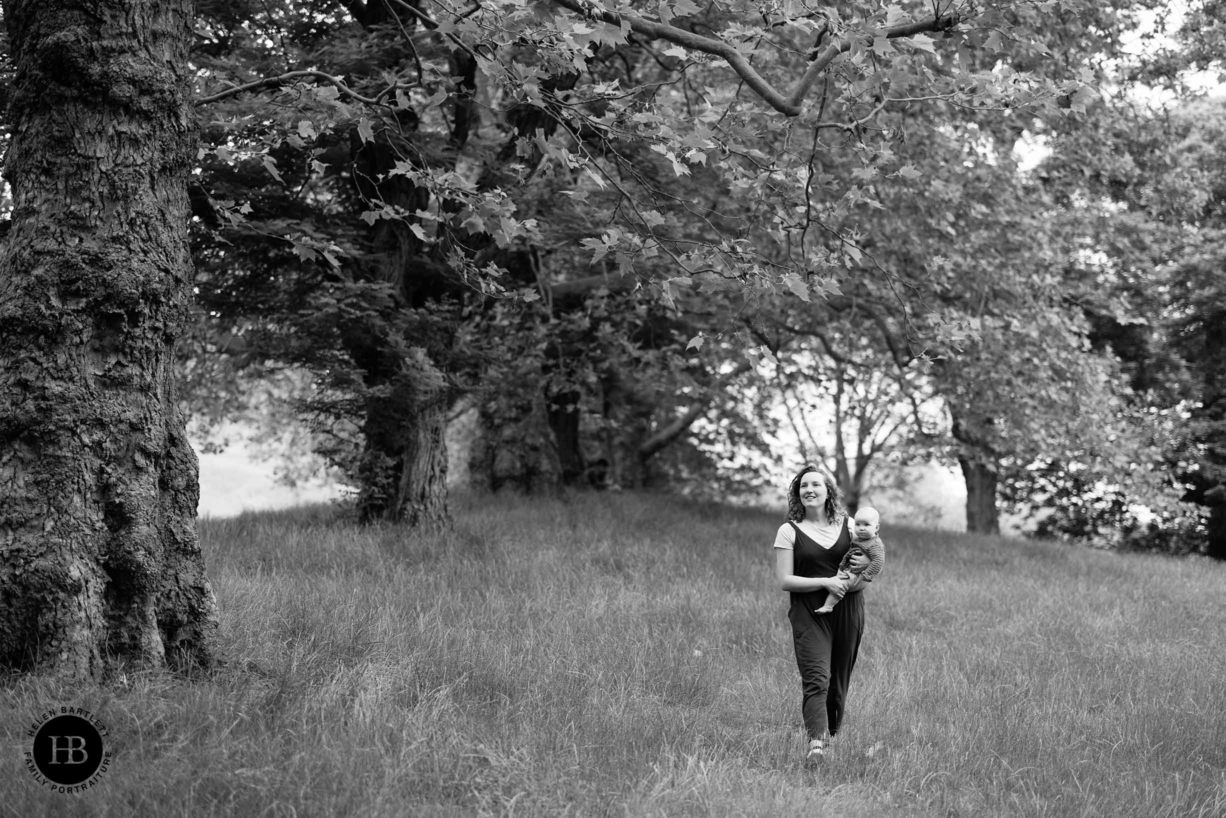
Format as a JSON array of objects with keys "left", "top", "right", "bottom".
[{"left": 814, "top": 571, "right": 852, "bottom": 614}]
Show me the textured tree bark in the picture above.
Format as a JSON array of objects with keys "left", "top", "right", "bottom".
[
  {"left": 950, "top": 409, "right": 1001, "bottom": 535},
  {"left": 959, "top": 457, "right": 1001, "bottom": 535},
  {"left": 393, "top": 349, "right": 451, "bottom": 526},
  {"left": 348, "top": 340, "right": 453, "bottom": 527},
  {"left": 344, "top": 128, "right": 453, "bottom": 526},
  {"left": 0, "top": 0, "right": 218, "bottom": 677},
  {"left": 395, "top": 388, "right": 451, "bottom": 525},
  {"left": 339, "top": 0, "right": 457, "bottom": 527}
]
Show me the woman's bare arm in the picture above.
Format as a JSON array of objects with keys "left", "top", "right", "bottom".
[{"left": 775, "top": 548, "right": 842, "bottom": 593}]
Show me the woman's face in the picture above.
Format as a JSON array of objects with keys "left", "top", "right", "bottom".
[{"left": 798, "top": 471, "right": 828, "bottom": 513}]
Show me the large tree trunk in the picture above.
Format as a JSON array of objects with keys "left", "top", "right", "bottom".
[
  {"left": 395, "top": 350, "right": 451, "bottom": 525},
  {"left": 0, "top": 0, "right": 218, "bottom": 677},
  {"left": 338, "top": 1, "right": 464, "bottom": 527},
  {"left": 344, "top": 106, "right": 452, "bottom": 527},
  {"left": 351, "top": 340, "right": 452, "bottom": 527},
  {"left": 950, "top": 408, "right": 1001, "bottom": 535},
  {"left": 959, "top": 456, "right": 1001, "bottom": 535}
]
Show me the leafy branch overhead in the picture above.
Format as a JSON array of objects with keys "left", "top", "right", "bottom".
[
  {"left": 192, "top": 0, "right": 1100, "bottom": 316},
  {"left": 551, "top": 0, "right": 964, "bottom": 116},
  {"left": 181, "top": 0, "right": 1210, "bottom": 539}
]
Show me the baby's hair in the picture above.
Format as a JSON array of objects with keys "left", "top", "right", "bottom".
[{"left": 855, "top": 506, "right": 880, "bottom": 524}]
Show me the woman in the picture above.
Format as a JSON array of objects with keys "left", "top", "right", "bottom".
[{"left": 774, "top": 464, "right": 873, "bottom": 762}]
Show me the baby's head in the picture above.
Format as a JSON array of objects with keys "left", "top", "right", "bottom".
[{"left": 853, "top": 506, "right": 880, "bottom": 540}]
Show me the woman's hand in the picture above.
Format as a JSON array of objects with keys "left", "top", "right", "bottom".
[
  {"left": 777, "top": 550, "right": 850, "bottom": 594},
  {"left": 841, "top": 571, "right": 869, "bottom": 594},
  {"left": 847, "top": 552, "right": 870, "bottom": 572}
]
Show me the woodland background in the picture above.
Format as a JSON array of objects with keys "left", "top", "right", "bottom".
[
  {"left": 1, "top": 0, "right": 1226, "bottom": 685},
  {"left": 1, "top": 3, "right": 1224, "bottom": 811},
  {"left": 139, "top": 0, "right": 1226, "bottom": 556}
]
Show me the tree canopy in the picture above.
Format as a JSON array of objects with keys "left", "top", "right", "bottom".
[{"left": 5, "top": 0, "right": 1219, "bottom": 554}]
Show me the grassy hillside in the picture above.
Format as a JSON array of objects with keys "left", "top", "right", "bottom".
[{"left": 2, "top": 492, "right": 1224, "bottom": 817}]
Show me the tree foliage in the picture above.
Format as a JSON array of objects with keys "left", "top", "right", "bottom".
[
  {"left": 1015, "top": 86, "right": 1226, "bottom": 555},
  {"left": 160, "top": 0, "right": 1217, "bottom": 542}
]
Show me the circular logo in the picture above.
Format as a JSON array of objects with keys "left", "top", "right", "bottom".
[{"left": 25, "top": 709, "right": 112, "bottom": 793}]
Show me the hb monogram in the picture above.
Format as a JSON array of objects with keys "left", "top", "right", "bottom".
[
  {"left": 46, "top": 735, "right": 89, "bottom": 764},
  {"left": 28, "top": 712, "right": 108, "bottom": 788}
]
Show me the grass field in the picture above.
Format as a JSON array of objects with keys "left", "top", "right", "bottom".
[{"left": 2, "top": 491, "right": 1225, "bottom": 817}]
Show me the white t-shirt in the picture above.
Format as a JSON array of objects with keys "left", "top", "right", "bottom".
[{"left": 773, "top": 516, "right": 850, "bottom": 550}]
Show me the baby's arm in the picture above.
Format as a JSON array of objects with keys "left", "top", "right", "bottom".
[
  {"left": 836, "top": 548, "right": 860, "bottom": 574},
  {"left": 856, "top": 536, "right": 885, "bottom": 583}
]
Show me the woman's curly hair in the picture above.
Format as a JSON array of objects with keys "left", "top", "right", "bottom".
[{"left": 786, "top": 464, "right": 845, "bottom": 524}]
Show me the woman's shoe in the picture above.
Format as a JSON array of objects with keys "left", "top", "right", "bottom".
[{"left": 805, "top": 739, "right": 825, "bottom": 763}]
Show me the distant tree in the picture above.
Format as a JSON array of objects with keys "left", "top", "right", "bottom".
[
  {"left": 744, "top": 112, "right": 1155, "bottom": 534},
  {"left": 1157, "top": 101, "right": 1226, "bottom": 560},
  {"left": 1028, "top": 82, "right": 1225, "bottom": 556},
  {"left": 754, "top": 319, "right": 937, "bottom": 513},
  {"left": 0, "top": 1, "right": 218, "bottom": 677}
]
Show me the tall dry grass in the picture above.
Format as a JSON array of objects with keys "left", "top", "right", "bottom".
[{"left": 2, "top": 491, "right": 1224, "bottom": 817}]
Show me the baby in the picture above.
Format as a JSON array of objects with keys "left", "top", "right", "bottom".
[{"left": 814, "top": 506, "right": 885, "bottom": 614}]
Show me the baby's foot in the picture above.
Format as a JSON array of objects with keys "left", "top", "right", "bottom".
[{"left": 814, "top": 604, "right": 833, "bottom": 614}]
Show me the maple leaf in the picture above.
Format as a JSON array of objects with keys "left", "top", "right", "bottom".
[{"left": 262, "top": 155, "right": 283, "bottom": 182}]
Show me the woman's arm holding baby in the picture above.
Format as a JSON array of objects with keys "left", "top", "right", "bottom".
[
  {"left": 775, "top": 548, "right": 845, "bottom": 593},
  {"left": 774, "top": 525, "right": 847, "bottom": 593}
]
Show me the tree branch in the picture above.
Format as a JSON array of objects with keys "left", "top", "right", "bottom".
[
  {"left": 639, "top": 360, "right": 753, "bottom": 460},
  {"left": 788, "top": 381, "right": 826, "bottom": 460},
  {"left": 771, "top": 297, "right": 917, "bottom": 372},
  {"left": 790, "top": 15, "right": 963, "bottom": 111},
  {"left": 385, "top": 0, "right": 484, "bottom": 60},
  {"left": 195, "top": 70, "right": 391, "bottom": 107},
  {"left": 639, "top": 401, "right": 711, "bottom": 460},
  {"left": 810, "top": 325, "right": 858, "bottom": 369},
  {"left": 780, "top": 380, "right": 817, "bottom": 462},
  {"left": 867, "top": 311, "right": 917, "bottom": 371},
  {"left": 742, "top": 317, "right": 783, "bottom": 356},
  {"left": 549, "top": 271, "right": 637, "bottom": 301},
  {"left": 550, "top": 0, "right": 964, "bottom": 116}
]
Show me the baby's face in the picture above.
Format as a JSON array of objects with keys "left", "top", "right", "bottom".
[{"left": 854, "top": 517, "right": 879, "bottom": 538}]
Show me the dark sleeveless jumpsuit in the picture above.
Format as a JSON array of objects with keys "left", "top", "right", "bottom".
[{"left": 786, "top": 519, "right": 865, "bottom": 740}]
